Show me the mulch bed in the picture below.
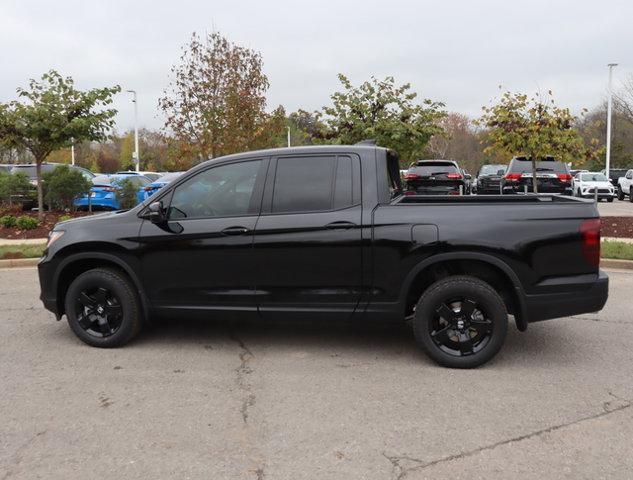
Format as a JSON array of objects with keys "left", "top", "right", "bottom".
[
  {"left": 0, "top": 209, "right": 90, "bottom": 240},
  {"left": 601, "top": 216, "right": 633, "bottom": 239},
  {"left": 1, "top": 208, "right": 632, "bottom": 240}
]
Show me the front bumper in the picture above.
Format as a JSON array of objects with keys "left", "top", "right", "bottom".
[{"left": 523, "top": 270, "right": 609, "bottom": 323}]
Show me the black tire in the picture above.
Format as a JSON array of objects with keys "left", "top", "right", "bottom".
[
  {"left": 630, "top": 187, "right": 633, "bottom": 203},
  {"left": 617, "top": 186, "right": 624, "bottom": 201},
  {"left": 607, "top": 197, "right": 614, "bottom": 203},
  {"left": 413, "top": 276, "right": 508, "bottom": 368},
  {"left": 64, "top": 268, "right": 143, "bottom": 347}
]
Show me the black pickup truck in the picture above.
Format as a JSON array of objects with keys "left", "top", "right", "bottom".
[{"left": 38, "top": 145, "right": 608, "bottom": 368}]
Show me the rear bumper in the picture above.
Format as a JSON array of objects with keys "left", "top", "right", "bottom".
[{"left": 523, "top": 270, "right": 609, "bottom": 323}]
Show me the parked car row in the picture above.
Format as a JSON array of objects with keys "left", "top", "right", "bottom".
[
  {"left": 0, "top": 162, "right": 184, "bottom": 211},
  {"left": 403, "top": 156, "right": 632, "bottom": 202}
]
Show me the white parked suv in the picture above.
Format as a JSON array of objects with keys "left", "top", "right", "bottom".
[
  {"left": 617, "top": 169, "right": 633, "bottom": 202},
  {"left": 572, "top": 172, "right": 615, "bottom": 202}
]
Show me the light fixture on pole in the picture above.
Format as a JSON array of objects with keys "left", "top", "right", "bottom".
[
  {"left": 605, "top": 63, "right": 618, "bottom": 178},
  {"left": 126, "top": 90, "right": 140, "bottom": 172}
]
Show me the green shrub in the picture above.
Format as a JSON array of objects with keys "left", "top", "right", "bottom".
[
  {"left": 58, "top": 214, "right": 73, "bottom": 222},
  {"left": 114, "top": 178, "right": 140, "bottom": 209},
  {"left": 0, "top": 171, "right": 32, "bottom": 206},
  {"left": 0, "top": 215, "right": 17, "bottom": 228},
  {"left": 43, "top": 165, "right": 91, "bottom": 211},
  {"left": 15, "top": 215, "right": 39, "bottom": 230}
]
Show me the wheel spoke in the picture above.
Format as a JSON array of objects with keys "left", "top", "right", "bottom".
[
  {"left": 104, "top": 303, "right": 122, "bottom": 317},
  {"left": 457, "top": 332, "right": 474, "bottom": 355},
  {"left": 97, "top": 316, "right": 111, "bottom": 336},
  {"left": 436, "top": 303, "right": 456, "bottom": 322},
  {"left": 470, "top": 319, "right": 492, "bottom": 337},
  {"left": 431, "top": 325, "right": 452, "bottom": 345},
  {"left": 77, "top": 313, "right": 93, "bottom": 330},
  {"left": 94, "top": 287, "right": 108, "bottom": 304},
  {"left": 78, "top": 292, "right": 96, "bottom": 308},
  {"left": 460, "top": 299, "right": 477, "bottom": 318}
]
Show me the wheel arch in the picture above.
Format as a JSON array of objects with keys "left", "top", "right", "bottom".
[
  {"left": 400, "top": 252, "right": 528, "bottom": 331},
  {"left": 54, "top": 250, "right": 150, "bottom": 320}
]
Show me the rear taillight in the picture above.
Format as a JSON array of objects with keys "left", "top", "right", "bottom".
[
  {"left": 446, "top": 173, "right": 463, "bottom": 179},
  {"left": 404, "top": 173, "right": 420, "bottom": 180},
  {"left": 580, "top": 218, "right": 601, "bottom": 268},
  {"left": 557, "top": 173, "right": 572, "bottom": 182},
  {"left": 504, "top": 173, "right": 522, "bottom": 182},
  {"left": 144, "top": 186, "right": 154, "bottom": 191}
]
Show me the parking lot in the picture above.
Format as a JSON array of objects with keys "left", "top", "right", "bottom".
[
  {"left": 597, "top": 198, "right": 633, "bottom": 217},
  {"left": 0, "top": 267, "right": 631, "bottom": 479}
]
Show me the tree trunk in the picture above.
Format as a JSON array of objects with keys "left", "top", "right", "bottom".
[
  {"left": 531, "top": 154, "right": 539, "bottom": 194},
  {"left": 35, "top": 158, "right": 44, "bottom": 221}
]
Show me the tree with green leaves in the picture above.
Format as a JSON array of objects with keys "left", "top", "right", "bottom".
[
  {"left": 316, "top": 74, "right": 446, "bottom": 163},
  {"left": 0, "top": 70, "right": 120, "bottom": 218},
  {"left": 478, "top": 90, "right": 596, "bottom": 193},
  {"left": 43, "top": 165, "right": 91, "bottom": 211},
  {"left": 159, "top": 31, "right": 285, "bottom": 163}
]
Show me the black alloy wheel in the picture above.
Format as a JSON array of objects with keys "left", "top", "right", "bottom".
[
  {"left": 429, "top": 298, "right": 493, "bottom": 357},
  {"left": 413, "top": 276, "right": 508, "bottom": 368},
  {"left": 65, "top": 268, "right": 143, "bottom": 347},
  {"left": 74, "top": 286, "right": 123, "bottom": 338}
]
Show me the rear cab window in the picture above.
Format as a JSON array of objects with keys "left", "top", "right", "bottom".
[{"left": 409, "top": 161, "right": 459, "bottom": 176}]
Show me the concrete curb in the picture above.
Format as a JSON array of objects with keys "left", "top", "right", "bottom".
[
  {"left": 600, "top": 258, "right": 633, "bottom": 270},
  {"left": 0, "top": 238, "right": 48, "bottom": 246},
  {"left": 0, "top": 258, "right": 40, "bottom": 268}
]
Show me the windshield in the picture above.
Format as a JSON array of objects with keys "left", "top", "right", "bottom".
[
  {"left": 581, "top": 173, "right": 608, "bottom": 182},
  {"left": 110, "top": 175, "right": 150, "bottom": 187},
  {"left": 479, "top": 165, "right": 506, "bottom": 175}
]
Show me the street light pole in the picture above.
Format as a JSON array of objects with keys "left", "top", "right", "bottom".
[
  {"left": 287, "top": 126, "right": 291, "bottom": 147},
  {"left": 605, "top": 63, "right": 618, "bottom": 178},
  {"left": 127, "top": 90, "right": 140, "bottom": 172},
  {"left": 71, "top": 138, "right": 75, "bottom": 166}
]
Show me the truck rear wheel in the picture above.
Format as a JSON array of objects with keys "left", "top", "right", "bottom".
[
  {"left": 64, "top": 268, "right": 143, "bottom": 348},
  {"left": 413, "top": 276, "right": 508, "bottom": 368},
  {"left": 617, "top": 186, "right": 624, "bottom": 201}
]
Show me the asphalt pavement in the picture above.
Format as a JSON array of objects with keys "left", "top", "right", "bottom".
[
  {"left": 597, "top": 197, "right": 633, "bottom": 217},
  {"left": 1, "top": 267, "right": 632, "bottom": 479}
]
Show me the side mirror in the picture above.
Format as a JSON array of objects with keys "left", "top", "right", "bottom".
[
  {"left": 464, "top": 173, "right": 472, "bottom": 180},
  {"left": 497, "top": 169, "right": 505, "bottom": 176},
  {"left": 148, "top": 201, "right": 166, "bottom": 224}
]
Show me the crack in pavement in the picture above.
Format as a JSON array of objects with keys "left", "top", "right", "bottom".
[
  {"left": 569, "top": 314, "right": 631, "bottom": 325},
  {"left": 383, "top": 396, "right": 632, "bottom": 480},
  {"left": 1, "top": 430, "right": 47, "bottom": 480},
  {"left": 227, "top": 325, "right": 255, "bottom": 424}
]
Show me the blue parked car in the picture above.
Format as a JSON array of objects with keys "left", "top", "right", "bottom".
[
  {"left": 74, "top": 174, "right": 151, "bottom": 210},
  {"left": 138, "top": 172, "right": 184, "bottom": 202}
]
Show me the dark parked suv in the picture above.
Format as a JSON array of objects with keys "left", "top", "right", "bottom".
[
  {"left": 475, "top": 164, "right": 506, "bottom": 194},
  {"left": 39, "top": 145, "right": 608, "bottom": 368},
  {"left": 501, "top": 157, "right": 572, "bottom": 195},
  {"left": 404, "top": 160, "right": 469, "bottom": 195}
]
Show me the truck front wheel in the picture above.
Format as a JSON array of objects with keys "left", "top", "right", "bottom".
[
  {"left": 413, "top": 276, "right": 508, "bottom": 368},
  {"left": 64, "top": 268, "right": 143, "bottom": 348}
]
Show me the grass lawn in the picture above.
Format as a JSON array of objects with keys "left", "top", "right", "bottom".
[
  {"left": 0, "top": 243, "right": 46, "bottom": 260},
  {"left": 601, "top": 240, "right": 633, "bottom": 261}
]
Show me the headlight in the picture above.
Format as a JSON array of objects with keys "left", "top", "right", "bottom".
[{"left": 47, "top": 230, "right": 64, "bottom": 248}]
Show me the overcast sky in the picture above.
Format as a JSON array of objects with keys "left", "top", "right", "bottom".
[{"left": 1, "top": 0, "right": 631, "bottom": 132}]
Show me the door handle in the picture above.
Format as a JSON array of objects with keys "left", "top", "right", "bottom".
[
  {"left": 221, "top": 226, "right": 250, "bottom": 236},
  {"left": 325, "top": 221, "right": 357, "bottom": 230}
]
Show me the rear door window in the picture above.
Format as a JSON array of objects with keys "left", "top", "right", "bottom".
[
  {"left": 272, "top": 156, "right": 336, "bottom": 213},
  {"left": 410, "top": 162, "right": 459, "bottom": 175},
  {"left": 508, "top": 159, "right": 568, "bottom": 174}
]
